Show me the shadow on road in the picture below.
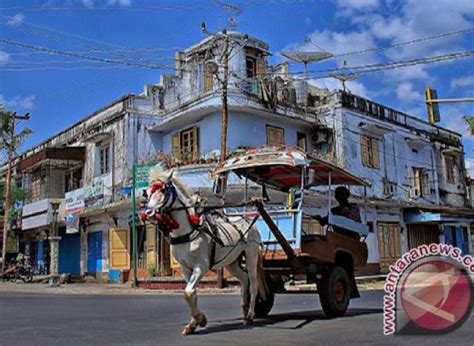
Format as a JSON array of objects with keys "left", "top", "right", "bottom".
[{"left": 193, "top": 307, "right": 383, "bottom": 335}]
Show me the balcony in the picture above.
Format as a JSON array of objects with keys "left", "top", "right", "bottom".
[
  {"left": 21, "top": 198, "right": 65, "bottom": 231},
  {"left": 18, "top": 147, "right": 86, "bottom": 204}
]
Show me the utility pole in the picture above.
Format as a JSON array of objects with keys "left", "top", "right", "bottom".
[
  {"left": 1, "top": 111, "right": 30, "bottom": 271},
  {"left": 220, "top": 30, "right": 230, "bottom": 165},
  {"left": 217, "top": 30, "right": 230, "bottom": 289}
]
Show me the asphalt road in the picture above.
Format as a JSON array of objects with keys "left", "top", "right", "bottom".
[{"left": 0, "top": 290, "right": 472, "bottom": 346}]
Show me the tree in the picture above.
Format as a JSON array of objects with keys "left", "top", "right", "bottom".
[
  {"left": 464, "top": 116, "right": 474, "bottom": 135},
  {"left": 0, "top": 105, "right": 31, "bottom": 269}
]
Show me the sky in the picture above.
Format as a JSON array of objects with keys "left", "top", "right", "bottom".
[{"left": 0, "top": 0, "right": 473, "bottom": 170}]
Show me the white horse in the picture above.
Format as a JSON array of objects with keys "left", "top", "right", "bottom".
[{"left": 142, "top": 167, "right": 266, "bottom": 335}]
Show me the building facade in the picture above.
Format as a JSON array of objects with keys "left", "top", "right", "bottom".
[{"left": 3, "top": 32, "right": 473, "bottom": 279}]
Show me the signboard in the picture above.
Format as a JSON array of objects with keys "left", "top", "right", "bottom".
[
  {"left": 65, "top": 188, "right": 85, "bottom": 214},
  {"left": 84, "top": 179, "right": 104, "bottom": 208},
  {"left": 135, "top": 164, "right": 155, "bottom": 189},
  {"left": 66, "top": 213, "right": 80, "bottom": 234}
]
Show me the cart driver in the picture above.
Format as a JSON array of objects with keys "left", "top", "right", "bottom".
[{"left": 314, "top": 186, "right": 361, "bottom": 239}]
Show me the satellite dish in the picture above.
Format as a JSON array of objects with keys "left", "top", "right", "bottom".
[
  {"left": 329, "top": 72, "right": 359, "bottom": 92},
  {"left": 281, "top": 51, "right": 333, "bottom": 63},
  {"left": 329, "top": 72, "right": 359, "bottom": 82}
]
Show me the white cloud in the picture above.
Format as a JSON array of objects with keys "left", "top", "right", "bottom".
[
  {"left": 0, "top": 95, "right": 36, "bottom": 111},
  {"left": 451, "top": 76, "right": 474, "bottom": 89},
  {"left": 6, "top": 14, "right": 25, "bottom": 26},
  {"left": 310, "top": 78, "right": 369, "bottom": 98},
  {"left": 465, "top": 158, "right": 474, "bottom": 176},
  {"left": 439, "top": 104, "right": 472, "bottom": 139},
  {"left": 83, "top": 0, "right": 132, "bottom": 7},
  {"left": 285, "top": 30, "right": 379, "bottom": 67},
  {"left": 0, "top": 51, "right": 10, "bottom": 65},
  {"left": 395, "top": 82, "right": 423, "bottom": 104},
  {"left": 385, "top": 65, "right": 430, "bottom": 82},
  {"left": 82, "top": 0, "right": 94, "bottom": 8},
  {"left": 106, "top": 0, "right": 132, "bottom": 5},
  {"left": 335, "top": 0, "right": 380, "bottom": 9}
]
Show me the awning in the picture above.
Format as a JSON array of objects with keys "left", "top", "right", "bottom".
[
  {"left": 213, "top": 147, "right": 370, "bottom": 192},
  {"left": 17, "top": 147, "right": 86, "bottom": 172},
  {"left": 404, "top": 208, "right": 474, "bottom": 223}
]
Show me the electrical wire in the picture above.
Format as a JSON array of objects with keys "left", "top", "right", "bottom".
[
  {"left": 0, "top": 38, "right": 180, "bottom": 70},
  {"left": 331, "top": 27, "right": 474, "bottom": 59}
]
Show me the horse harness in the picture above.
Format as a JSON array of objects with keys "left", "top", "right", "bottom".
[{"left": 142, "top": 181, "right": 258, "bottom": 268}]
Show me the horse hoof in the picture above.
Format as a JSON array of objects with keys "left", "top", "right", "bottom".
[
  {"left": 243, "top": 318, "right": 253, "bottom": 326},
  {"left": 182, "top": 325, "right": 195, "bottom": 335},
  {"left": 196, "top": 314, "right": 207, "bottom": 328}
]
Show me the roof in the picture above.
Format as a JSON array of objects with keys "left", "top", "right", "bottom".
[
  {"left": 17, "top": 147, "right": 86, "bottom": 172},
  {"left": 213, "top": 147, "right": 370, "bottom": 192}
]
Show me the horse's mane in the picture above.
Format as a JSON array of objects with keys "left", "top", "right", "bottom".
[{"left": 149, "top": 164, "right": 192, "bottom": 199}]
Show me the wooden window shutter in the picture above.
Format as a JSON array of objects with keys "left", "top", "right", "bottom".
[
  {"left": 361, "top": 135, "right": 370, "bottom": 167},
  {"left": 371, "top": 138, "right": 380, "bottom": 169},
  {"left": 276, "top": 128, "right": 284, "bottom": 146},
  {"left": 445, "top": 156, "right": 455, "bottom": 183},
  {"left": 421, "top": 171, "right": 430, "bottom": 196},
  {"left": 256, "top": 59, "right": 265, "bottom": 78},
  {"left": 204, "top": 67, "right": 213, "bottom": 92},
  {"left": 171, "top": 132, "right": 181, "bottom": 160},
  {"left": 192, "top": 127, "right": 200, "bottom": 161},
  {"left": 267, "top": 126, "right": 275, "bottom": 145}
]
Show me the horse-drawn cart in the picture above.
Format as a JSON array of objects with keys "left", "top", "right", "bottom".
[{"left": 213, "top": 147, "right": 370, "bottom": 318}]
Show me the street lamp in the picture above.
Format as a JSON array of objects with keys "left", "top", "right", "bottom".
[{"left": 49, "top": 199, "right": 62, "bottom": 286}]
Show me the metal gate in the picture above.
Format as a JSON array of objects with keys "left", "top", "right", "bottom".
[
  {"left": 87, "top": 231, "right": 102, "bottom": 273},
  {"left": 59, "top": 233, "right": 81, "bottom": 274},
  {"left": 408, "top": 224, "right": 440, "bottom": 249}
]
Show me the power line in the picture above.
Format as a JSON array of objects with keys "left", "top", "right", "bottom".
[
  {"left": 314, "top": 50, "right": 474, "bottom": 79},
  {"left": 0, "top": 38, "right": 179, "bottom": 70},
  {"left": 331, "top": 27, "right": 474, "bottom": 59},
  {"left": 0, "top": 18, "right": 177, "bottom": 67},
  {"left": 277, "top": 50, "right": 474, "bottom": 79}
]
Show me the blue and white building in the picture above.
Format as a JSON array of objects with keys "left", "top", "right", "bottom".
[{"left": 8, "top": 32, "right": 473, "bottom": 279}]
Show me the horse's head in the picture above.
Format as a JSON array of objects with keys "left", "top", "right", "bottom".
[{"left": 140, "top": 170, "right": 177, "bottom": 222}]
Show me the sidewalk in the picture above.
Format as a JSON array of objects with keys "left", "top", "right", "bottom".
[{"left": 0, "top": 275, "right": 386, "bottom": 295}]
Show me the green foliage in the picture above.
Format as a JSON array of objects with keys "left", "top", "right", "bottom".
[
  {"left": 0, "top": 105, "right": 32, "bottom": 155},
  {"left": 147, "top": 264, "right": 159, "bottom": 278},
  {"left": 465, "top": 116, "right": 474, "bottom": 135}
]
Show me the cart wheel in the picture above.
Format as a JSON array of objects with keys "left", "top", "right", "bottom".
[
  {"left": 318, "top": 266, "right": 350, "bottom": 318},
  {"left": 254, "top": 275, "right": 275, "bottom": 318}
]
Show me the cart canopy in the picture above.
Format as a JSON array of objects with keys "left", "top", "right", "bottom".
[{"left": 213, "top": 147, "right": 370, "bottom": 192}]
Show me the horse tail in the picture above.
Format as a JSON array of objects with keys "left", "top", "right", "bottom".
[{"left": 256, "top": 252, "right": 268, "bottom": 300}]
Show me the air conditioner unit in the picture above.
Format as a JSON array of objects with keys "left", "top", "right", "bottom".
[
  {"left": 409, "top": 187, "right": 420, "bottom": 199},
  {"left": 383, "top": 181, "right": 397, "bottom": 196},
  {"left": 312, "top": 131, "right": 328, "bottom": 144}
]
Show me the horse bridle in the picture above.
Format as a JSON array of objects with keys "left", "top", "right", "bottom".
[{"left": 144, "top": 181, "right": 202, "bottom": 245}]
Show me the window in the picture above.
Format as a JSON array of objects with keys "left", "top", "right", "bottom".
[
  {"left": 360, "top": 135, "right": 380, "bottom": 169},
  {"left": 413, "top": 168, "right": 430, "bottom": 197},
  {"left": 65, "top": 167, "right": 83, "bottom": 192},
  {"left": 171, "top": 127, "right": 200, "bottom": 162},
  {"left": 267, "top": 125, "right": 284, "bottom": 146},
  {"left": 445, "top": 155, "right": 455, "bottom": 184},
  {"left": 99, "top": 143, "right": 110, "bottom": 175},
  {"left": 204, "top": 65, "right": 213, "bottom": 93},
  {"left": 246, "top": 56, "right": 256, "bottom": 78},
  {"left": 297, "top": 132, "right": 307, "bottom": 151}
]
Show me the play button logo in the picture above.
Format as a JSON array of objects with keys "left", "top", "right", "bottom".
[{"left": 400, "top": 258, "right": 472, "bottom": 333}]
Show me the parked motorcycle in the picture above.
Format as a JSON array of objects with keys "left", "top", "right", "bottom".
[{"left": 1, "top": 257, "right": 34, "bottom": 283}]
